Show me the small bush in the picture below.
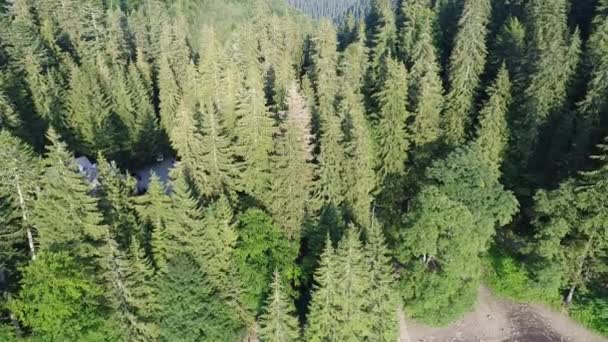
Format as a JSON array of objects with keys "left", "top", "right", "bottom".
[
  {"left": 570, "top": 293, "right": 608, "bottom": 336},
  {"left": 483, "top": 247, "right": 559, "bottom": 304}
]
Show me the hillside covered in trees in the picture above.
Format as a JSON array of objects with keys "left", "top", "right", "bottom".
[{"left": 0, "top": 0, "right": 607, "bottom": 340}]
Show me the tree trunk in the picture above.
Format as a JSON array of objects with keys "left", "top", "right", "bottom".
[
  {"left": 566, "top": 285, "right": 576, "bottom": 305},
  {"left": 566, "top": 233, "right": 595, "bottom": 305},
  {"left": 16, "top": 177, "right": 36, "bottom": 260}
]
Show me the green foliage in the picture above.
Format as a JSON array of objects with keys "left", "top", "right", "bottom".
[
  {"left": 401, "top": 0, "right": 444, "bottom": 151},
  {"left": 157, "top": 253, "right": 242, "bottom": 342},
  {"left": 483, "top": 247, "right": 559, "bottom": 304},
  {"left": 374, "top": 57, "right": 410, "bottom": 178},
  {"left": 9, "top": 252, "right": 109, "bottom": 340},
  {"left": 570, "top": 292, "right": 608, "bottom": 336},
  {"left": 305, "top": 237, "right": 339, "bottom": 341},
  {"left": 33, "top": 129, "right": 107, "bottom": 262},
  {"left": 513, "top": 0, "right": 580, "bottom": 166},
  {"left": 475, "top": 66, "right": 512, "bottom": 176},
  {"left": 313, "top": 21, "right": 347, "bottom": 206},
  {"left": 531, "top": 141, "right": 608, "bottom": 302},
  {"left": 364, "top": 221, "right": 398, "bottom": 340},
  {"left": 339, "top": 38, "right": 376, "bottom": 227},
  {"left": 235, "top": 209, "right": 298, "bottom": 313},
  {"left": 258, "top": 271, "right": 301, "bottom": 342},
  {"left": 442, "top": 0, "right": 491, "bottom": 144},
  {"left": 396, "top": 146, "right": 518, "bottom": 324},
  {"left": 268, "top": 84, "right": 316, "bottom": 238}
]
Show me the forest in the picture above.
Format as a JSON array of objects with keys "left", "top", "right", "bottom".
[{"left": 0, "top": 0, "right": 606, "bottom": 340}]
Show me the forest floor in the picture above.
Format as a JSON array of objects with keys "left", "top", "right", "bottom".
[{"left": 401, "top": 286, "right": 607, "bottom": 342}]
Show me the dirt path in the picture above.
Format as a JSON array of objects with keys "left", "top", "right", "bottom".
[{"left": 403, "top": 286, "right": 607, "bottom": 342}]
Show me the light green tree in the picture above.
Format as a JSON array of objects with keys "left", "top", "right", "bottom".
[
  {"left": 258, "top": 271, "right": 301, "bottom": 342},
  {"left": 474, "top": 66, "right": 512, "bottom": 176},
  {"left": 442, "top": 0, "right": 491, "bottom": 144}
]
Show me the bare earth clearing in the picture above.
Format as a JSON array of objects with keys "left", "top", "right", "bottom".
[{"left": 399, "top": 286, "right": 607, "bottom": 342}]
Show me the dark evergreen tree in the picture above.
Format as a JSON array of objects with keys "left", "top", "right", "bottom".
[
  {"left": 33, "top": 129, "right": 107, "bottom": 263},
  {"left": 157, "top": 253, "right": 242, "bottom": 341}
]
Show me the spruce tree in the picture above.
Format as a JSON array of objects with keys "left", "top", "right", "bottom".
[
  {"left": 369, "top": 0, "right": 397, "bottom": 83},
  {"left": 132, "top": 173, "right": 172, "bottom": 271},
  {"left": 340, "top": 36, "right": 377, "bottom": 227},
  {"left": 401, "top": 0, "right": 444, "bottom": 152},
  {"left": 96, "top": 155, "right": 140, "bottom": 249},
  {"left": 374, "top": 57, "right": 410, "bottom": 179},
  {"left": 313, "top": 21, "right": 347, "bottom": 206},
  {"left": 364, "top": 220, "right": 398, "bottom": 341},
  {"left": 532, "top": 139, "right": 608, "bottom": 304},
  {"left": 442, "top": 0, "right": 491, "bottom": 145},
  {"left": 474, "top": 66, "right": 512, "bottom": 176},
  {"left": 0, "top": 131, "right": 41, "bottom": 260},
  {"left": 305, "top": 237, "right": 339, "bottom": 342},
  {"left": 258, "top": 271, "right": 301, "bottom": 342},
  {"left": 100, "top": 235, "right": 160, "bottom": 341},
  {"left": 157, "top": 253, "right": 242, "bottom": 341},
  {"left": 33, "top": 128, "right": 107, "bottom": 263},
  {"left": 0, "top": 194, "right": 24, "bottom": 294},
  {"left": 513, "top": 0, "right": 580, "bottom": 166},
  {"left": 234, "top": 32, "right": 275, "bottom": 200},
  {"left": 573, "top": 0, "right": 608, "bottom": 167},
  {"left": 268, "top": 84, "right": 316, "bottom": 239},
  {"left": 66, "top": 63, "right": 123, "bottom": 160},
  {"left": 333, "top": 227, "right": 372, "bottom": 340},
  {"left": 195, "top": 196, "right": 250, "bottom": 324}
]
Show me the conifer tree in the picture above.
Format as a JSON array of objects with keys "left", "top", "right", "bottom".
[
  {"left": 364, "top": 220, "right": 398, "bottom": 340},
  {"left": 126, "top": 63, "right": 162, "bottom": 166},
  {"left": 0, "top": 194, "right": 25, "bottom": 295},
  {"left": 258, "top": 271, "right": 301, "bottom": 342},
  {"left": 305, "top": 237, "right": 339, "bottom": 342},
  {"left": 475, "top": 66, "right": 512, "bottom": 176},
  {"left": 442, "top": 0, "right": 491, "bottom": 145},
  {"left": 573, "top": 0, "right": 608, "bottom": 167},
  {"left": 268, "top": 84, "right": 315, "bottom": 239},
  {"left": 0, "top": 87, "right": 21, "bottom": 131},
  {"left": 514, "top": 0, "right": 580, "bottom": 166},
  {"left": 375, "top": 57, "right": 410, "bottom": 179},
  {"left": 66, "top": 63, "right": 123, "bottom": 160},
  {"left": 492, "top": 17, "right": 526, "bottom": 98},
  {"left": 340, "top": 35, "right": 377, "bottom": 227},
  {"left": 195, "top": 196, "right": 250, "bottom": 324},
  {"left": 132, "top": 173, "right": 172, "bottom": 271},
  {"left": 313, "top": 21, "right": 347, "bottom": 206},
  {"left": 157, "top": 253, "right": 242, "bottom": 341},
  {"left": 33, "top": 128, "right": 107, "bottom": 263},
  {"left": 532, "top": 139, "right": 608, "bottom": 304},
  {"left": 96, "top": 155, "right": 140, "bottom": 249},
  {"left": 156, "top": 21, "right": 183, "bottom": 134},
  {"left": 369, "top": 0, "right": 397, "bottom": 83},
  {"left": 0, "top": 131, "right": 41, "bottom": 260},
  {"left": 101, "top": 235, "right": 159, "bottom": 341},
  {"left": 401, "top": 0, "right": 444, "bottom": 151},
  {"left": 333, "top": 227, "right": 372, "bottom": 340},
  {"left": 234, "top": 34, "right": 276, "bottom": 200},
  {"left": 192, "top": 47, "right": 239, "bottom": 197}
]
